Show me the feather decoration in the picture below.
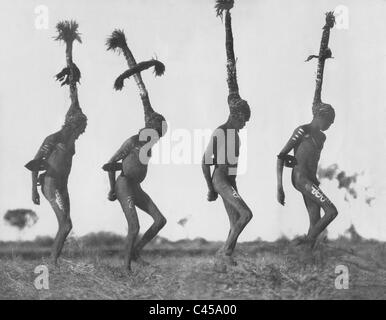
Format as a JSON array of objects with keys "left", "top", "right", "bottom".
[
  {"left": 106, "top": 29, "right": 128, "bottom": 52},
  {"left": 54, "top": 20, "right": 82, "bottom": 43},
  {"left": 305, "top": 55, "right": 319, "bottom": 62},
  {"left": 114, "top": 59, "right": 165, "bottom": 90},
  {"left": 55, "top": 63, "right": 81, "bottom": 86},
  {"left": 215, "top": 0, "right": 234, "bottom": 18}
]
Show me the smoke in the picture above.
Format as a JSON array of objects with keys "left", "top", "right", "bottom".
[{"left": 318, "top": 164, "right": 374, "bottom": 206}]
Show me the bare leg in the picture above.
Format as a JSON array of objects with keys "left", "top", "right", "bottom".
[
  {"left": 132, "top": 185, "right": 166, "bottom": 261},
  {"left": 303, "top": 195, "right": 321, "bottom": 238},
  {"left": 42, "top": 177, "right": 72, "bottom": 265},
  {"left": 295, "top": 178, "right": 338, "bottom": 247},
  {"left": 222, "top": 181, "right": 240, "bottom": 254},
  {"left": 115, "top": 176, "right": 140, "bottom": 272},
  {"left": 216, "top": 200, "right": 240, "bottom": 266},
  {"left": 213, "top": 172, "right": 253, "bottom": 259},
  {"left": 223, "top": 199, "right": 239, "bottom": 251}
]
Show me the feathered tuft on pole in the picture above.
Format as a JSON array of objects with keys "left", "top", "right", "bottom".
[
  {"left": 113, "top": 59, "right": 165, "bottom": 91},
  {"left": 215, "top": 0, "right": 234, "bottom": 18},
  {"left": 324, "top": 11, "right": 336, "bottom": 29},
  {"left": 152, "top": 59, "right": 166, "bottom": 76},
  {"left": 114, "top": 76, "right": 125, "bottom": 91},
  {"left": 106, "top": 29, "right": 128, "bottom": 52},
  {"left": 55, "top": 20, "right": 82, "bottom": 44}
]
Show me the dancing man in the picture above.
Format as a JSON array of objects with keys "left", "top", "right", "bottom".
[
  {"left": 26, "top": 21, "right": 87, "bottom": 265},
  {"left": 276, "top": 12, "right": 337, "bottom": 250},
  {"left": 202, "top": 0, "right": 252, "bottom": 266},
  {"left": 103, "top": 30, "right": 167, "bottom": 272}
]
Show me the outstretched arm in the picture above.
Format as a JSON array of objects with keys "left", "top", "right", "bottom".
[
  {"left": 106, "top": 136, "right": 136, "bottom": 200},
  {"left": 276, "top": 127, "right": 305, "bottom": 205}
]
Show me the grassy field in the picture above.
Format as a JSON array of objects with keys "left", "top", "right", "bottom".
[{"left": 0, "top": 233, "right": 385, "bottom": 300}]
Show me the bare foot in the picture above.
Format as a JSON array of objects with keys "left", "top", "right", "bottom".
[
  {"left": 292, "top": 235, "right": 316, "bottom": 250},
  {"left": 132, "top": 251, "right": 150, "bottom": 266},
  {"left": 216, "top": 251, "right": 238, "bottom": 266},
  {"left": 213, "top": 260, "right": 227, "bottom": 273},
  {"left": 133, "top": 256, "right": 150, "bottom": 266},
  {"left": 124, "top": 260, "right": 134, "bottom": 274},
  {"left": 292, "top": 235, "right": 309, "bottom": 246},
  {"left": 222, "top": 255, "right": 238, "bottom": 266},
  {"left": 124, "top": 266, "right": 133, "bottom": 275},
  {"left": 50, "top": 257, "right": 60, "bottom": 269}
]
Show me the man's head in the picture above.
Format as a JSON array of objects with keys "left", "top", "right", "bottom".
[
  {"left": 62, "top": 112, "right": 88, "bottom": 139},
  {"left": 312, "top": 102, "right": 335, "bottom": 131},
  {"left": 228, "top": 94, "right": 250, "bottom": 129},
  {"left": 145, "top": 112, "right": 167, "bottom": 138},
  {"left": 229, "top": 110, "right": 248, "bottom": 130}
]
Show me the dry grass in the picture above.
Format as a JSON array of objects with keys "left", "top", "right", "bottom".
[{"left": 0, "top": 237, "right": 385, "bottom": 300}]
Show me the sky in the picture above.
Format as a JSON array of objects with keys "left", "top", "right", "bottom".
[{"left": 1, "top": 0, "right": 386, "bottom": 242}]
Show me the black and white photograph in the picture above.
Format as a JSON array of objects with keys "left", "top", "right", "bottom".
[{"left": 0, "top": 0, "right": 385, "bottom": 304}]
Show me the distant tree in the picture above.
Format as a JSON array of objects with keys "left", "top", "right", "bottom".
[
  {"left": 344, "top": 224, "right": 363, "bottom": 243},
  {"left": 4, "top": 209, "right": 38, "bottom": 232},
  {"left": 177, "top": 215, "right": 192, "bottom": 238}
]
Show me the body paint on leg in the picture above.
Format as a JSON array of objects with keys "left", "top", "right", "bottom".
[
  {"left": 231, "top": 186, "right": 240, "bottom": 199},
  {"left": 127, "top": 196, "right": 135, "bottom": 209},
  {"left": 54, "top": 190, "right": 64, "bottom": 210},
  {"left": 307, "top": 183, "right": 332, "bottom": 206}
]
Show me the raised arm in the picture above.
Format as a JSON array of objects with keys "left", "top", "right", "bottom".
[{"left": 276, "top": 126, "right": 306, "bottom": 205}]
